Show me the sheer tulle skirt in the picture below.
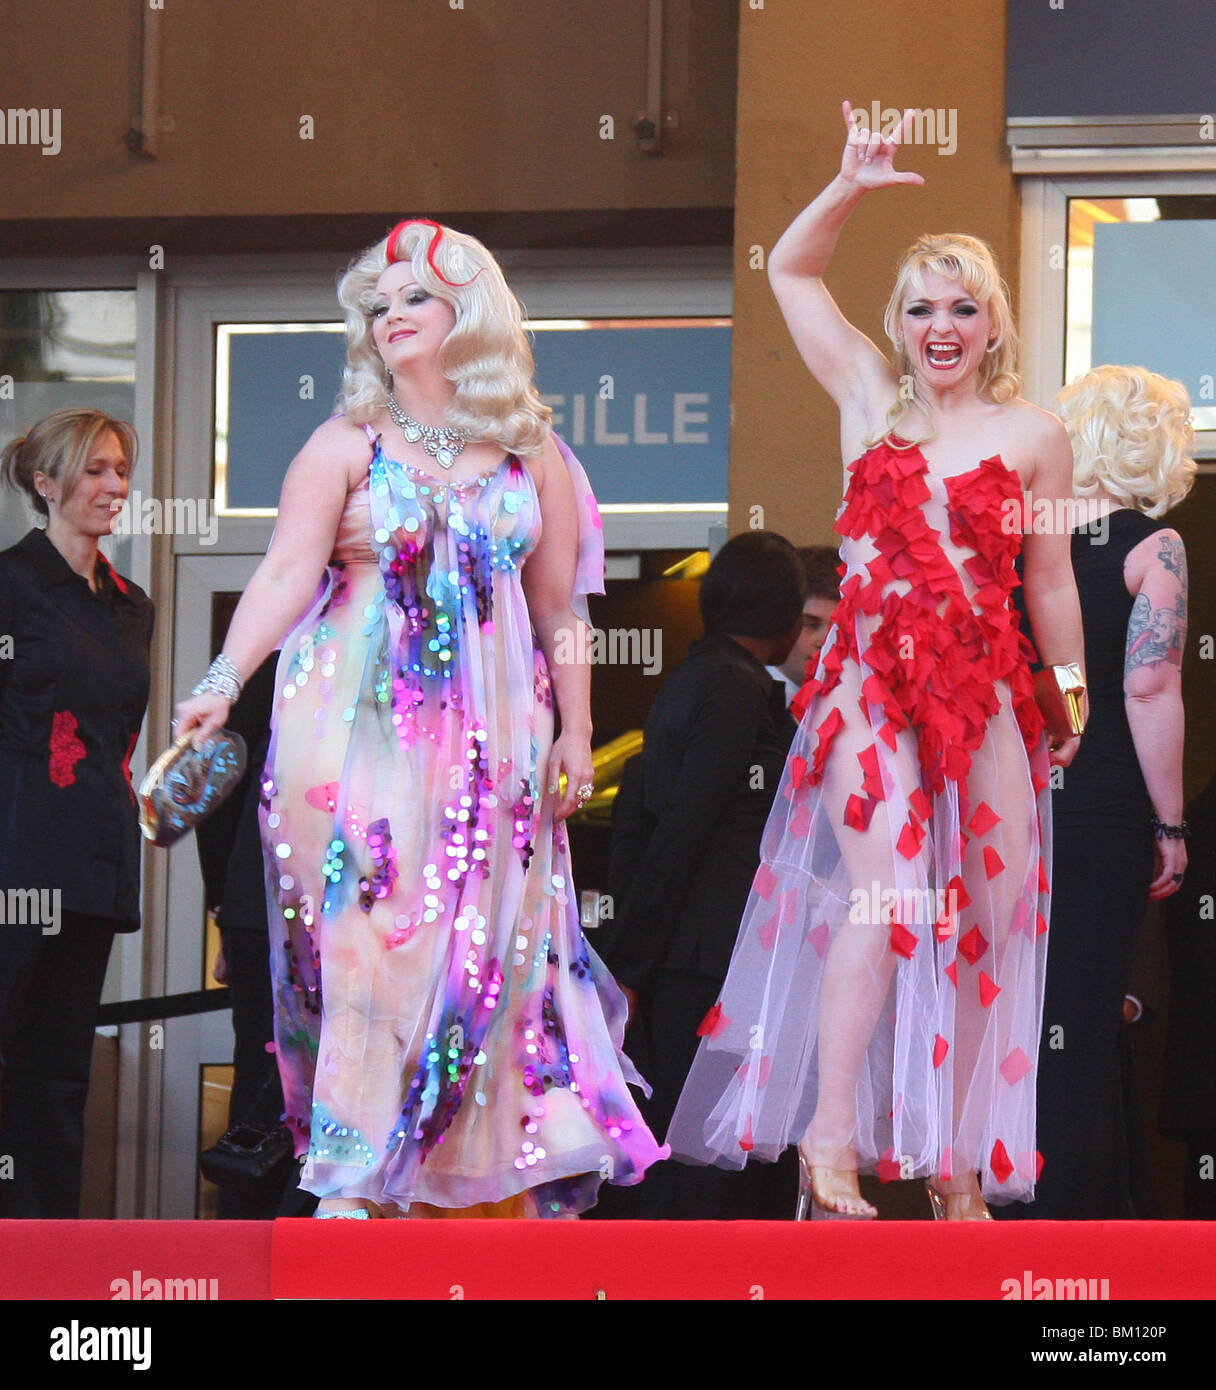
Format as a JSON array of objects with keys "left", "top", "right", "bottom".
[{"left": 668, "top": 626, "right": 1051, "bottom": 1204}]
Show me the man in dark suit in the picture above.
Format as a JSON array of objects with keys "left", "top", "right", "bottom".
[{"left": 596, "top": 531, "right": 805, "bottom": 1218}]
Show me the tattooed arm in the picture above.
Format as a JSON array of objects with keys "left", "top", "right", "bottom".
[{"left": 1123, "top": 529, "right": 1187, "bottom": 898}]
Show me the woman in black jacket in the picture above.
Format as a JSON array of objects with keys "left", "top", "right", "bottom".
[{"left": 0, "top": 409, "right": 154, "bottom": 1217}]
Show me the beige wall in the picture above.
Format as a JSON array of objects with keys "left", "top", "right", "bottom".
[
  {"left": 1, "top": 0, "right": 736, "bottom": 221},
  {"left": 729, "top": 0, "right": 1017, "bottom": 543}
]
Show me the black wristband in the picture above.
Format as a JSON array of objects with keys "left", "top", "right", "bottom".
[{"left": 1150, "top": 815, "right": 1190, "bottom": 840}]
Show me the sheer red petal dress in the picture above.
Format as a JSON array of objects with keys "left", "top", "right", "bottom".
[{"left": 669, "top": 438, "right": 1051, "bottom": 1203}]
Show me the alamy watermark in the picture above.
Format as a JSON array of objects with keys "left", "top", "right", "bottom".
[
  {"left": 552, "top": 626, "right": 662, "bottom": 676},
  {"left": 848, "top": 881, "right": 957, "bottom": 930},
  {"left": 849, "top": 101, "right": 957, "bottom": 157},
  {"left": 0, "top": 106, "right": 61, "bottom": 156},
  {"left": 0, "top": 887, "right": 60, "bottom": 935},
  {"left": 1001, "top": 492, "right": 1109, "bottom": 543},
  {"left": 110, "top": 491, "right": 218, "bottom": 546}
]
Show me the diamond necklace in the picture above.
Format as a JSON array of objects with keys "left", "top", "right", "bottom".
[{"left": 385, "top": 393, "right": 467, "bottom": 470}]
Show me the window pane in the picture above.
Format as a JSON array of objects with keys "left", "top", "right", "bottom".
[
  {"left": 1066, "top": 197, "right": 1216, "bottom": 433},
  {"left": 0, "top": 289, "right": 137, "bottom": 548}
]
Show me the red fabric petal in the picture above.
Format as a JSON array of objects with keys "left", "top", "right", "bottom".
[
  {"left": 999, "top": 1046, "right": 1032, "bottom": 1085},
  {"left": 890, "top": 920, "right": 918, "bottom": 958},
  {"left": 990, "top": 1139, "right": 1014, "bottom": 1185},
  {"left": 896, "top": 817, "right": 925, "bottom": 860},
  {"left": 1038, "top": 858, "right": 1050, "bottom": 893},
  {"left": 696, "top": 1002, "right": 730, "bottom": 1039},
  {"left": 756, "top": 911, "right": 778, "bottom": 952},
  {"left": 858, "top": 743, "right": 886, "bottom": 800},
  {"left": 739, "top": 1118, "right": 754, "bottom": 1152},
  {"left": 908, "top": 787, "right": 932, "bottom": 822},
  {"left": 968, "top": 801, "right": 1000, "bottom": 836},
  {"left": 944, "top": 961, "right": 958, "bottom": 987},
  {"left": 983, "top": 846, "right": 1005, "bottom": 880},
  {"left": 1035, "top": 1150, "right": 1045, "bottom": 1181},
  {"left": 876, "top": 1149, "right": 903, "bottom": 1184},
  {"left": 958, "top": 925, "right": 989, "bottom": 966},
  {"left": 807, "top": 922, "right": 830, "bottom": 957},
  {"left": 877, "top": 720, "right": 899, "bottom": 751},
  {"left": 790, "top": 755, "right": 809, "bottom": 789},
  {"left": 1035, "top": 911, "right": 1049, "bottom": 937},
  {"left": 978, "top": 971, "right": 1002, "bottom": 1007},
  {"left": 946, "top": 874, "right": 972, "bottom": 911},
  {"left": 932, "top": 1034, "right": 949, "bottom": 1068},
  {"left": 752, "top": 862, "right": 778, "bottom": 901},
  {"left": 844, "top": 794, "right": 877, "bottom": 832}
]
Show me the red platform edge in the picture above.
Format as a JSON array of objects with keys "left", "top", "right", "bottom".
[{"left": 2, "top": 1220, "right": 1215, "bottom": 1300}]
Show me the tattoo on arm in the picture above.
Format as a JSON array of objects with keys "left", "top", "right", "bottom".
[
  {"left": 1158, "top": 534, "right": 1187, "bottom": 587},
  {"left": 1125, "top": 591, "right": 1187, "bottom": 678}
]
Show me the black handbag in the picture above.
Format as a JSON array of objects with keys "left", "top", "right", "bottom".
[{"left": 199, "top": 1068, "right": 295, "bottom": 1199}]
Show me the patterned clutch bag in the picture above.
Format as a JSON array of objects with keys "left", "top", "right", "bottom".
[{"left": 138, "top": 729, "right": 248, "bottom": 848}]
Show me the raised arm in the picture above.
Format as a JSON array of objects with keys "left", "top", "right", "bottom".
[
  {"left": 768, "top": 102, "right": 923, "bottom": 436},
  {"left": 175, "top": 415, "right": 366, "bottom": 739},
  {"left": 1123, "top": 528, "right": 1187, "bottom": 898},
  {"left": 522, "top": 434, "right": 595, "bottom": 822}
]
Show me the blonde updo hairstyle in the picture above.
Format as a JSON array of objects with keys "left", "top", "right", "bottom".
[
  {"left": 875, "top": 233, "right": 1020, "bottom": 447},
  {"left": 1056, "top": 365, "right": 1195, "bottom": 518},
  {"left": 1, "top": 408, "right": 137, "bottom": 517},
  {"left": 336, "top": 220, "right": 551, "bottom": 457}
]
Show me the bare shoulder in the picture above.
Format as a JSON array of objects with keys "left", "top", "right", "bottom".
[
  {"left": 1004, "top": 397, "right": 1068, "bottom": 449},
  {"left": 1126, "top": 525, "right": 1187, "bottom": 588},
  {"left": 523, "top": 431, "right": 563, "bottom": 497},
  {"left": 295, "top": 414, "right": 374, "bottom": 483},
  {"left": 997, "top": 398, "right": 1070, "bottom": 484}
]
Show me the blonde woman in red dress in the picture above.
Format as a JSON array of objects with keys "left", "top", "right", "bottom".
[{"left": 671, "top": 105, "right": 1085, "bottom": 1221}]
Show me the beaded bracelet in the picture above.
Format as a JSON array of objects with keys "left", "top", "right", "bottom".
[
  {"left": 191, "top": 653, "right": 243, "bottom": 705},
  {"left": 1150, "top": 815, "right": 1190, "bottom": 840}
]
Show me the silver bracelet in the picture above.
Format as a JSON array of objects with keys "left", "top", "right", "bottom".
[{"left": 191, "top": 653, "right": 243, "bottom": 704}]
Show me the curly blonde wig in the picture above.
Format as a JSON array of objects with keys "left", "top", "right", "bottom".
[
  {"left": 873, "top": 233, "right": 1020, "bottom": 447},
  {"left": 336, "top": 220, "right": 550, "bottom": 456},
  {"left": 1056, "top": 365, "right": 1195, "bottom": 518}
]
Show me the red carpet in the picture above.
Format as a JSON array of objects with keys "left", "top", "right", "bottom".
[{"left": 2, "top": 1220, "right": 1214, "bottom": 1300}]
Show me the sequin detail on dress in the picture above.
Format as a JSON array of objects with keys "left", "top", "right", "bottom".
[
  {"left": 262, "top": 429, "right": 665, "bottom": 1215},
  {"left": 669, "top": 439, "right": 1051, "bottom": 1203}
]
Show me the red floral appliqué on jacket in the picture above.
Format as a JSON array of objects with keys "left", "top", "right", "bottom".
[{"left": 49, "top": 710, "right": 87, "bottom": 787}]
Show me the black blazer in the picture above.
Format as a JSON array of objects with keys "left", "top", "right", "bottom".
[
  {"left": 601, "top": 632, "right": 795, "bottom": 989},
  {"left": 0, "top": 529, "right": 154, "bottom": 931}
]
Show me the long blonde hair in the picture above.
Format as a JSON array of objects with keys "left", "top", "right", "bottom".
[
  {"left": 336, "top": 220, "right": 550, "bottom": 456},
  {"left": 873, "top": 233, "right": 1020, "bottom": 447}
]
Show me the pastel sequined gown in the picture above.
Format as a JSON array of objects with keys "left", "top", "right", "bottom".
[
  {"left": 669, "top": 439, "right": 1052, "bottom": 1204},
  {"left": 262, "top": 426, "right": 665, "bottom": 1215}
]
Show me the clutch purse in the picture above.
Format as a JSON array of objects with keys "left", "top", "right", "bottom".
[
  {"left": 199, "top": 1121, "right": 294, "bottom": 1200},
  {"left": 138, "top": 728, "right": 248, "bottom": 848},
  {"left": 1033, "top": 662, "right": 1087, "bottom": 743}
]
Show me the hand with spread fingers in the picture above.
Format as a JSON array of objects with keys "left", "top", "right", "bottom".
[{"left": 839, "top": 100, "right": 926, "bottom": 191}]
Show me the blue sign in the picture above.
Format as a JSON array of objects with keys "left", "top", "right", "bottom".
[
  {"left": 217, "top": 322, "right": 732, "bottom": 511},
  {"left": 530, "top": 324, "right": 731, "bottom": 504}
]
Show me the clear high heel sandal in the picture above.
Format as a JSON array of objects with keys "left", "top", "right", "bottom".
[
  {"left": 796, "top": 1151, "right": 878, "bottom": 1221},
  {"left": 925, "top": 1181, "right": 993, "bottom": 1221}
]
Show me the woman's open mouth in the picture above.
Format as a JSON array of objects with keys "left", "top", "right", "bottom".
[{"left": 926, "top": 342, "right": 963, "bottom": 369}]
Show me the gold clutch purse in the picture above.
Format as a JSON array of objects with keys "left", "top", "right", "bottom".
[
  {"left": 138, "top": 729, "right": 248, "bottom": 848},
  {"left": 1033, "top": 662, "right": 1087, "bottom": 743}
]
